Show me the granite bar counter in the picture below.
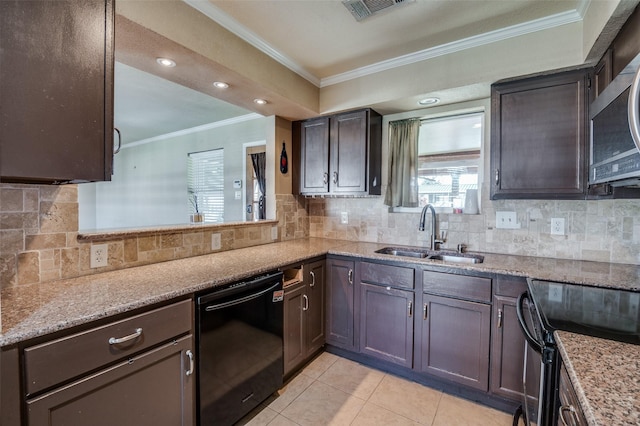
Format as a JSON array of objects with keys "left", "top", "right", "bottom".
[
  {"left": 555, "top": 331, "right": 640, "bottom": 425},
  {"left": 0, "top": 238, "right": 346, "bottom": 347},
  {"left": 3, "top": 239, "right": 640, "bottom": 347}
]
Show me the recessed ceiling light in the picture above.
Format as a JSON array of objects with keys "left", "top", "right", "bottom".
[
  {"left": 213, "top": 81, "right": 229, "bottom": 89},
  {"left": 253, "top": 98, "right": 267, "bottom": 105},
  {"left": 418, "top": 97, "right": 440, "bottom": 106},
  {"left": 156, "top": 57, "right": 176, "bottom": 67}
]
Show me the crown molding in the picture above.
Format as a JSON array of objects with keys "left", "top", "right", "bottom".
[
  {"left": 183, "top": 0, "right": 321, "bottom": 87},
  {"left": 122, "top": 113, "right": 263, "bottom": 149},
  {"left": 183, "top": 0, "right": 588, "bottom": 89},
  {"left": 321, "top": 9, "right": 583, "bottom": 87}
]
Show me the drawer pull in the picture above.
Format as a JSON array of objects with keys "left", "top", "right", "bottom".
[
  {"left": 408, "top": 301, "right": 413, "bottom": 318},
  {"left": 302, "top": 294, "right": 309, "bottom": 311},
  {"left": 310, "top": 270, "right": 316, "bottom": 287},
  {"left": 423, "top": 303, "right": 428, "bottom": 320},
  {"left": 185, "top": 350, "right": 195, "bottom": 376},
  {"left": 108, "top": 328, "right": 143, "bottom": 345},
  {"left": 497, "top": 309, "right": 503, "bottom": 328},
  {"left": 348, "top": 269, "right": 353, "bottom": 285},
  {"left": 559, "top": 404, "right": 578, "bottom": 426}
]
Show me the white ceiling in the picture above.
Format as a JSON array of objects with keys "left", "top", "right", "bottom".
[
  {"left": 117, "top": 0, "right": 599, "bottom": 144},
  {"left": 194, "top": 0, "right": 585, "bottom": 85}
]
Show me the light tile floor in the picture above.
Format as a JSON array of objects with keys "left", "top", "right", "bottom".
[{"left": 237, "top": 352, "right": 514, "bottom": 426}]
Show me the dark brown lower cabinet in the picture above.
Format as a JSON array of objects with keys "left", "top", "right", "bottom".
[
  {"left": 490, "top": 275, "right": 538, "bottom": 404},
  {"left": 491, "top": 295, "right": 526, "bottom": 400},
  {"left": 284, "top": 283, "right": 306, "bottom": 375},
  {"left": 558, "top": 362, "right": 587, "bottom": 425},
  {"left": 26, "top": 335, "right": 194, "bottom": 426},
  {"left": 305, "top": 260, "right": 326, "bottom": 355},
  {"left": 359, "top": 283, "right": 414, "bottom": 368},
  {"left": 283, "top": 260, "right": 326, "bottom": 376},
  {"left": 420, "top": 294, "right": 491, "bottom": 391},
  {"left": 326, "top": 257, "right": 356, "bottom": 350}
]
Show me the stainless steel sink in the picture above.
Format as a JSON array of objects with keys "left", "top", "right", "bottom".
[
  {"left": 375, "top": 247, "right": 484, "bottom": 264},
  {"left": 374, "top": 247, "right": 429, "bottom": 258},
  {"left": 427, "top": 253, "right": 484, "bottom": 264}
]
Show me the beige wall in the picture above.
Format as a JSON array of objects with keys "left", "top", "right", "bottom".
[
  {"left": 307, "top": 98, "right": 640, "bottom": 266},
  {"left": 320, "top": 23, "right": 584, "bottom": 114},
  {"left": 116, "top": 0, "right": 319, "bottom": 119}
]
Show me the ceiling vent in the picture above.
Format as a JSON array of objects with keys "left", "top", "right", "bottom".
[{"left": 342, "top": 0, "right": 414, "bottom": 21}]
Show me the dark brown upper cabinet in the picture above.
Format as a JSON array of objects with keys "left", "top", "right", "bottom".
[
  {"left": 294, "top": 108, "right": 382, "bottom": 196},
  {"left": 0, "top": 0, "right": 115, "bottom": 184},
  {"left": 490, "top": 68, "right": 590, "bottom": 200}
]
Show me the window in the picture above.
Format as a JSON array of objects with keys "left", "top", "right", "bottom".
[
  {"left": 417, "top": 112, "right": 482, "bottom": 209},
  {"left": 187, "top": 149, "right": 224, "bottom": 223}
]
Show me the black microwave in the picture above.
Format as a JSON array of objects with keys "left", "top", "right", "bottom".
[{"left": 590, "top": 52, "right": 640, "bottom": 186}]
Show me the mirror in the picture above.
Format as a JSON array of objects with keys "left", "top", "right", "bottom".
[{"left": 78, "top": 61, "right": 271, "bottom": 231}]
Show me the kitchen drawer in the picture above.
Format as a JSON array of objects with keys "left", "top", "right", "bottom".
[
  {"left": 558, "top": 364, "right": 587, "bottom": 425},
  {"left": 24, "top": 299, "right": 192, "bottom": 395},
  {"left": 422, "top": 271, "right": 491, "bottom": 303},
  {"left": 360, "top": 262, "right": 414, "bottom": 289},
  {"left": 494, "top": 275, "right": 527, "bottom": 298}
]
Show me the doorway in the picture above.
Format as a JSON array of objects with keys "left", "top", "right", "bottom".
[{"left": 243, "top": 143, "right": 266, "bottom": 221}]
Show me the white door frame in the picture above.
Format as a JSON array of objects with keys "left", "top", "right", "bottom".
[{"left": 242, "top": 141, "right": 267, "bottom": 221}]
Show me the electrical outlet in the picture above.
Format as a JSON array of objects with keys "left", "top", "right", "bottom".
[
  {"left": 211, "top": 233, "right": 221, "bottom": 250},
  {"left": 271, "top": 226, "right": 278, "bottom": 240},
  {"left": 340, "top": 212, "right": 349, "bottom": 224},
  {"left": 496, "top": 211, "right": 519, "bottom": 229},
  {"left": 548, "top": 284, "right": 563, "bottom": 303},
  {"left": 551, "top": 218, "right": 565, "bottom": 235},
  {"left": 90, "top": 244, "right": 108, "bottom": 268}
]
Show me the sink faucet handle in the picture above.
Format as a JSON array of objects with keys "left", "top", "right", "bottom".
[
  {"left": 439, "top": 230, "right": 447, "bottom": 241},
  {"left": 457, "top": 243, "right": 466, "bottom": 254}
]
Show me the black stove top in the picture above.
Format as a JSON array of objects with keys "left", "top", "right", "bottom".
[{"left": 528, "top": 279, "right": 640, "bottom": 345}]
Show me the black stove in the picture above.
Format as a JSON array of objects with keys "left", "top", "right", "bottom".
[
  {"left": 514, "top": 279, "right": 640, "bottom": 426},
  {"left": 527, "top": 280, "right": 640, "bottom": 345}
]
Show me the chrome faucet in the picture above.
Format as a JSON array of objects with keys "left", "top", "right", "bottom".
[{"left": 419, "top": 203, "right": 444, "bottom": 250}]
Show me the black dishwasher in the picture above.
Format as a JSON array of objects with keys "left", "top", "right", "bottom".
[{"left": 196, "top": 271, "right": 284, "bottom": 426}]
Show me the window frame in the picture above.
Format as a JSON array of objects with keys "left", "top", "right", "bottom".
[
  {"left": 187, "top": 148, "right": 225, "bottom": 223},
  {"left": 390, "top": 110, "right": 485, "bottom": 214}
]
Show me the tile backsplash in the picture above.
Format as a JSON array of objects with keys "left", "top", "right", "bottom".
[
  {"left": 0, "top": 183, "right": 290, "bottom": 289},
  {"left": 307, "top": 184, "right": 640, "bottom": 265},
  {"left": 3, "top": 180, "right": 640, "bottom": 290}
]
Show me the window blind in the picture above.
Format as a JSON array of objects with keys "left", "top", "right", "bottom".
[{"left": 187, "top": 149, "right": 224, "bottom": 223}]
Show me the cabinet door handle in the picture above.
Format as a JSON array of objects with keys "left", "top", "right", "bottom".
[
  {"left": 495, "top": 169, "right": 500, "bottom": 185},
  {"left": 423, "top": 303, "right": 428, "bottom": 320},
  {"left": 333, "top": 171, "right": 338, "bottom": 184},
  {"left": 185, "top": 350, "right": 195, "bottom": 376},
  {"left": 323, "top": 172, "right": 328, "bottom": 184},
  {"left": 302, "top": 294, "right": 309, "bottom": 311},
  {"left": 348, "top": 269, "right": 353, "bottom": 285},
  {"left": 558, "top": 405, "right": 578, "bottom": 426},
  {"left": 108, "top": 328, "right": 142, "bottom": 345},
  {"left": 408, "top": 301, "right": 413, "bottom": 318},
  {"left": 310, "top": 270, "right": 315, "bottom": 287},
  {"left": 114, "top": 127, "right": 122, "bottom": 154},
  {"left": 497, "top": 309, "right": 503, "bottom": 328}
]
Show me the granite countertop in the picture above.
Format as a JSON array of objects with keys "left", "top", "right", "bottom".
[
  {"left": 330, "top": 241, "right": 640, "bottom": 291},
  {"left": 555, "top": 331, "right": 640, "bottom": 425},
  {"left": 0, "top": 238, "right": 344, "bottom": 347},
  {"left": 3, "top": 238, "right": 640, "bottom": 348}
]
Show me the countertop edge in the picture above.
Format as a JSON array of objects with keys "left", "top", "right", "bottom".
[
  {"left": 554, "top": 331, "right": 599, "bottom": 426},
  {"left": 3, "top": 239, "right": 640, "bottom": 348}
]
